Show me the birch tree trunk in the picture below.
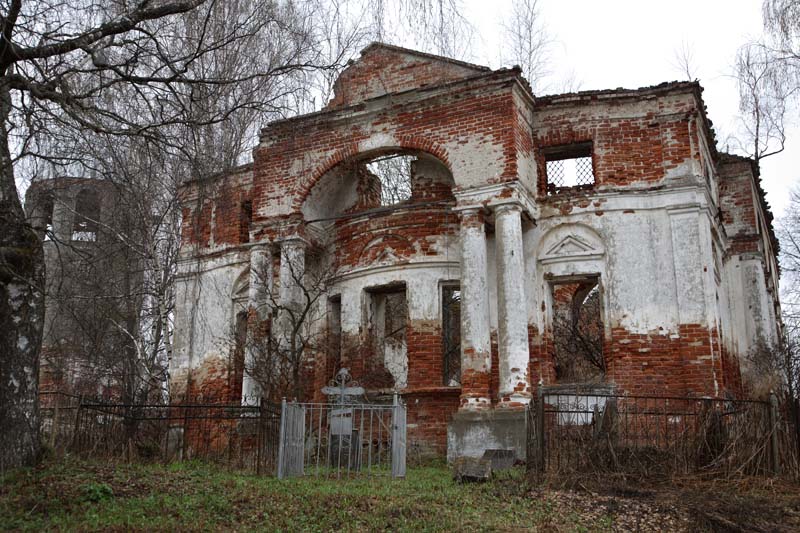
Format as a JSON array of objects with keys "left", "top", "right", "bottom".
[{"left": 0, "top": 78, "right": 44, "bottom": 471}]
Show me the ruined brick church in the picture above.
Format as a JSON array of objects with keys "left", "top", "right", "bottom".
[{"left": 171, "top": 43, "right": 782, "bottom": 459}]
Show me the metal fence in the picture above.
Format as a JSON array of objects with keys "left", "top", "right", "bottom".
[
  {"left": 40, "top": 391, "right": 82, "bottom": 450},
  {"left": 527, "top": 387, "right": 800, "bottom": 480},
  {"left": 43, "top": 393, "right": 281, "bottom": 474},
  {"left": 277, "top": 395, "right": 406, "bottom": 479}
]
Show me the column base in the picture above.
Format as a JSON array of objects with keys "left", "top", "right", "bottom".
[
  {"left": 459, "top": 395, "right": 492, "bottom": 411},
  {"left": 447, "top": 409, "right": 527, "bottom": 462},
  {"left": 497, "top": 391, "right": 532, "bottom": 409}
]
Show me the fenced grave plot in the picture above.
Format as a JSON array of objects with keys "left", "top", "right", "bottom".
[
  {"left": 67, "top": 397, "right": 281, "bottom": 474},
  {"left": 527, "top": 388, "right": 800, "bottom": 480},
  {"left": 40, "top": 391, "right": 82, "bottom": 450},
  {"left": 277, "top": 397, "right": 406, "bottom": 479}
]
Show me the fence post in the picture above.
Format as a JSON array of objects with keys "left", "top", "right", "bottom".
[
  {"left": 391, "top": 392, "right": 406, "bottom": 479},
  {"left": 768, "top": 390, "right": 781, "bottom": 476},
  {"left": 70, "top": 394, "right": 83, "bottom": 450},
  {"left": 277, "top": 398, "right": 287, "bottom": 479},
  {"left": 50, "top": 401, "right": 60, "bottom": 449},
  {"left": 181, "top": 405, "right": 189, "bottom": 461},
  {"left": 256, "top": 397, "right": 263, "bottom": 476},
  {"left": 535, "top": 387, "right": 545, "bottom": 474}
]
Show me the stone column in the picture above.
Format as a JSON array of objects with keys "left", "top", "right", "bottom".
[
  {"left": 494, "top": 203, "right": 531, "bottom": 407},
  {"left": 457, "top": 208, "right": 492, "bottom": 410},
  {"left": 274, "top": 237, "right": 307, "bottom": 359},
  {"left": 279, "top": 238, "right": 306, "bottom": 309},
  {"left": 242, "top": 243, "right": 272, "bottom": 404}
]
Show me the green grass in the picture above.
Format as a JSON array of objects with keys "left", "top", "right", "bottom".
[{"left": 0, "top": 458, "right": 609, "bottom": 532}]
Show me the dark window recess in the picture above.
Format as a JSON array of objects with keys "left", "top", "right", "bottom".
[
  {"left": 551, "top": 278, "right": 604, "bottom": 383},
  {"left": 442, "top": 285, "right": 461, "bottom": 386},
  {"left": 72, "top": 189, "right": 100, "bottom": 241},
  {"left": 239, "top": 200, "right": 252, "bottom": 243},
  {"left": 40, "top": 195, "right": 54, "bottom": 241},
  {"left": 230, "top": 310, "right": 248, "bottom": 401},
  {"left": 543, "top": 142, "right": 595, "bottom": 195},
  {"left": 327, "top": 296, "right": 342, "bottom": 379}
]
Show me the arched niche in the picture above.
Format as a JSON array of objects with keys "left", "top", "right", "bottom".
[{"left": 301, "top": 149, "right": 455, "bottom": 223}]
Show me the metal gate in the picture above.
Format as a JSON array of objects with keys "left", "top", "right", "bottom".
[{"left": 277, "top": 394, "right": 406, "bottom": 479}]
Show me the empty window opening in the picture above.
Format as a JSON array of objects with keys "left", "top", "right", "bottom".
[
  {"left": 230, "top": 310, "right": 248, "bottom": 401},
  {"left": 39, "top": 195, "right": 54, "bottom": 241},
  {"left": 544, "top": 143, "right": 595, "bottom": 195},
  {"left": 239, "top": 200, "right": 252, "bottom": 243},
  {"left": 72, "top": 189, "right": 100, "bottom": 241},
  {"left": 327, "top": 296, "right": 342, "bottom": 379},
  {"left": 442, "top": 284, "right": 461, "bottom": 386},
  {"left": 366, "top": 155, "right": 414, "bottom": 206},
  {"left": 551, "top": 278, "right": 605, "bottom": 383},
  {"left": 367, "top": 285, "right": 408, "bottom": 388}
]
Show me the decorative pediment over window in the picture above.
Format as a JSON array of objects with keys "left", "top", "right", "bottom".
[
  {"left": 538, "top": 224, "right": 605, "bottom": 265},
  {"left": 359, "top": 234, "right": 413, "bottom": 266}
]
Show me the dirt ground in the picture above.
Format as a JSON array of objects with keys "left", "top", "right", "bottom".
[{"left": 532, "top": 476, "right": 800, "bottom": 532}]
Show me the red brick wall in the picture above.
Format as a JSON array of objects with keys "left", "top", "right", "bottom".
[
  {"left": 326, "top": 45, "right": 488, "bottom": 110},
  {"left": 533, "top": 91, "right": 698, "bottom": 194}
]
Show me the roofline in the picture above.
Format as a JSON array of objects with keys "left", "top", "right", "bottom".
[
  {"left": 180, "top": 162, "right": 253, "bottom": 187},
  {"left": 359, "top": 42, "right": 491, "bottom": 73},
  {"left": 260, "top": 67, "right": 519, "bottom": 134},
  {"left": 534, "top": 80, "right": 702, "bottom": 105}
]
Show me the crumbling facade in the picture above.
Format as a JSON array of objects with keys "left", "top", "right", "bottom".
[
  {"left": 25, "top": 177, "right": 145, "bottom": 400},
  {"left": 171, "top": 43, "right": 782, "bottom": 459}
]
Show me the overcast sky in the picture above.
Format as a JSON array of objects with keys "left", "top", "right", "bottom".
[{"left": 460, "top": 0, "right": 797, "bottom": 217}]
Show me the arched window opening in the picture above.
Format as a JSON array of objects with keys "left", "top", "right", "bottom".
[
  {"left": 40, "top": 195, "right": 54, "bottom": 241},
  {"left": 366, "top": 154, "right": 414, "bottom": 206},
  {"left": 551, "top": 277, "right": 605, "bottom": 383},
  {"left": 72, "top": 189, "right": 100, "bottom": 242}
]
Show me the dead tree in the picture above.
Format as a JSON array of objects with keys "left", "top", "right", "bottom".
[
  {"left": 0, "top": 0, "right": 354, "bottom": 471},
  {"left": 244, "top": 243, "right": 337, "bottom": 401}
]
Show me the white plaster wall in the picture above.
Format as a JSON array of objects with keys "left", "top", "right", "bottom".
[
  {"left": 526, "top": 188, "right": 719, "bottom": 337},
  {"left": 171, "top": 252, "right": 249, "bottom": 381},
  {"left": 724, "top": 254, "right": 780, "bottom": 356}
]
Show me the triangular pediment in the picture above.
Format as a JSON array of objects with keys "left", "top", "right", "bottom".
[{"left": 545, "top": 235, "right": 596, "bottom": 257}]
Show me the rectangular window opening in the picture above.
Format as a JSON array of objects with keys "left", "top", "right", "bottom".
[
  {"left": 327, "top": 296, "right": 342, "bottom": 379},
  {"left": 442, "top": 284, "right": 461, "bottom": 386},
  {"left": 550, "top": 276, "right": 605, "bottom": 384},
  {"left": 366, "top": 284, "right": 408, "bottom": 389},
  {"left": 544, "top": 142, "right": 595, "bottom": 195}
]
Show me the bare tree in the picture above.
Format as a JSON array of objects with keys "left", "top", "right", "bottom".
[
  {"left": 245, "top": 244, "right": 336, "bottom": 401},
  {"left": 671, "top": 39, "right": 698, "bottom": 81},
  {"left": 0, "top": 0, "right": 357, "bottom": 471},
  {"left": 732, "top": 41, "right": 795, "bottom": 163},
  {"left": 551, "top": 283, "right": 605, "bottom": 383},
  {"left": 763, "top": 0, "right": 800, "bottom": 66},
  {"left": 367, "top": 0, "right": 474, "bottom": 60},
  {"left": 502, "top": 0, "right": 551, "bottom": 92}
]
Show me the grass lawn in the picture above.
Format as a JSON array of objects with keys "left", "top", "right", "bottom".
[{"left": 1, "top": 458, "right": 605, "bottom": 532}]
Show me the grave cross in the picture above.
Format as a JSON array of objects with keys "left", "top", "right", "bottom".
[{"left": 320, "top": 368, "right": 364, "bottom": 405}]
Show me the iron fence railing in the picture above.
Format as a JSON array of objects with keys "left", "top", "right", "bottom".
[
  {"left": 45, "top": 394, "right": 281, "bottom": 475},
  {"left": 277, "top": 395, "right": 406, "bottom": 479},
  {"left": 527, "top": 388, "right": 800, "bottom": 480}
]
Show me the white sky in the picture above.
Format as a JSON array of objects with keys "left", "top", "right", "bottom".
[{"left": 461, "top": 0, "right": 797, "bottom": 217}]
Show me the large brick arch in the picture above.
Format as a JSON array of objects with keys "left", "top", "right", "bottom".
[{"left": 292, "top": 135, "right": 452, "bottom": 212}]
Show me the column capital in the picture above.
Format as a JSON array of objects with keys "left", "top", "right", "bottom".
[
  {"left": 276, "top": 235, "right": 310, "bottom": 249},
  {"left": 452, "top": 203, "right": 488, "bottom": 215},
  {"left": 491, "top": 201, "right": 524, "bottom": 216}
]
